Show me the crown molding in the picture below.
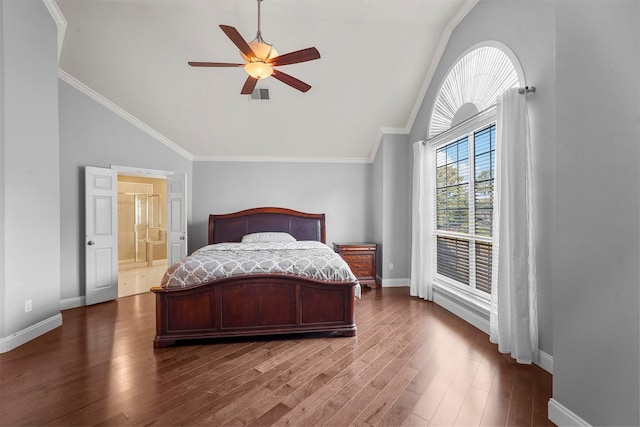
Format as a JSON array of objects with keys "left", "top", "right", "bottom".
[
  {"left": 368, "top": 127, "right": 408, "bottom": 162},
  {"left": 59, "top": 70, "right": 372, "bottom": 164},
  {"left": 42, "top": 0, "right": 66, "bottom": 63},
  {"left": 58, "top": 69, "right": 194, "bottom": 161},
  {"left": 192, "top": 155, "right": 371, "bottom": 164}
]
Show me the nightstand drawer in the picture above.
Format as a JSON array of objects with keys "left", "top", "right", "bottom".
[
  {"left": 341, "top": 256, "right": 373, "bottom": 270},
  {"left": 333, "top": 242, "right": 378, "bottom": 289}
]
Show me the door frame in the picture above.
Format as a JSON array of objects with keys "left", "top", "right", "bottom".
[
  {"left": 110, "top": 165, "right": 183, "bottom": 299},
  {"left": 111, "top": 165, "right": 174, "bottom": 180}
]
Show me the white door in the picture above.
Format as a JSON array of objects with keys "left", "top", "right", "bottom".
[
  {"left": 166, "top": 173, "right": 187, "bottom": 266},
  {"left": 85, "top": 166, "right": 118, "bottom": 305}
]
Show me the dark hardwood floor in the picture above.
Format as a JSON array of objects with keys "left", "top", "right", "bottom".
[{"left": 0, "top": 287, "right": 553, "bottom": 426}]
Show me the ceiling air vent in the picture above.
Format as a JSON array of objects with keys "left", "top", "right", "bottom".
[{"left": 249, "top": 88, "right": 270, "bottom": 100}]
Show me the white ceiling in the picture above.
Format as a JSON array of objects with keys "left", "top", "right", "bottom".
[{"left": 56, "top": 0, "right": 475, "bottom": 162}]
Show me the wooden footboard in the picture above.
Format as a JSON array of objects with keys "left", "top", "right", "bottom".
[{"left": 151, "top": 273, "right": 357, "bottom": 348}]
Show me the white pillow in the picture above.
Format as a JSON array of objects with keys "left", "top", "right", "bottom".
[{"left": 241, "top": 232, "right": 297, "bottom": 243}]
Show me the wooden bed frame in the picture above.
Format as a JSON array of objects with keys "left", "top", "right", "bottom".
[{"left": 150, "top": 207, "right": 358, "bottom": 348}]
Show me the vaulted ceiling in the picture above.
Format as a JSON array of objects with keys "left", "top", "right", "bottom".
[{"left": 56, "top": 0, "right": 475, "bottom": 162}]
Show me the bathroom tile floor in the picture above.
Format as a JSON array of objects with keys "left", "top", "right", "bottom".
[{"left": 118, "top": 262, "right": 168, "bottom": 298}]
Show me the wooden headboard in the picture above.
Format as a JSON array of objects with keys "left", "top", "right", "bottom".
[{"left": 208, "top": 207, "right": 326, "bottom": 244}]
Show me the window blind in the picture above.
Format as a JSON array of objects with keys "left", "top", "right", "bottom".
[{"left": 434, "top": 123, "right": 495, "bottom": 294}]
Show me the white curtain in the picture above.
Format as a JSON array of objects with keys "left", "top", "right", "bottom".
[
  {"left": 410, "top": 141, "right": 434, "bottom": 301},
  {"left": 489, "top": 87, "right": 538, "bottom": 364}
]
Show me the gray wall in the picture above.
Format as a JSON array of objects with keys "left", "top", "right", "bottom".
[
  {"left": 554, "top": 2, "right": 639, "bottom": 425},
  {"left": 58, "top": 80, "right": 192, "bottom": 302},
  {"left": 190, "top": 161, "right": 373, "bottom": 252},
  {"left": 379, "top": 133, "right": 411, "bottom": 282},
  {"left": 0, "top": 0, "right": 5, "bottom": 339},
  {"left": 1, "top": 0, "right": 61, "bottom": 337},
  {"left": 371, "top": 142, "right": 383, "bottom": 278}
]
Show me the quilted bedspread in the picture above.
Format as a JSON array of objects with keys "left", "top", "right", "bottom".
[{"left": 160, "top": 241, "right": 359, "bottom": 290}]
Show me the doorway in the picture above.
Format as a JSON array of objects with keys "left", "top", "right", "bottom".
[{"left": 117, "top": 175, "right": 167, "bottom": 297}]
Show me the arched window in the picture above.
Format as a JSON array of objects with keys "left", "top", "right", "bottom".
[
  {"left": 428, "top": 44, "right": 523, "bottom": 138},
  {"left": 425, "top": 43, "right": 523, "bottom": 303}
]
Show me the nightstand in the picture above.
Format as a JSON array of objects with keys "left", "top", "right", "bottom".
[{"left": 333, "top": 242, "right": 378, "bottom": 289}]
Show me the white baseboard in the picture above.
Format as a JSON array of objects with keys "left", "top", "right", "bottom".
[
  {"left": 548, "top": 399, "right": 592, "bottom": 426},
  {"left": 433, "top": 291, "right": 490, "bottom": 334},
  {"left": 60, "top": 296, "right": 86, "bottom": 311},
  {"left": 0, "top": 314, "right": 63, "bottom": 353},
  {"left": 432, "top": 289, "right": 554, "bottom": 374},
  {"left": 536, "top": 349, "right": 553, "bottom": 374},
  {"left": 379, "top": 277, "right": 410, "bottom": 287}
]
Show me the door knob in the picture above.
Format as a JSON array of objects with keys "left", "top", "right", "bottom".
[
  {"left": 179, "top": 236, "right": 185, "bottom": 240},
  {"left": 87, "top": 241, "right": 95, "bottom": 246}
]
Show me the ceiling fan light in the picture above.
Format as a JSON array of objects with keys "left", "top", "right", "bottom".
[
  {"left": 241, "top": 41, "right": 278, "bottom": 62},
  {"left": 244, "top": 61, "right": 273, "bottom": 79}
]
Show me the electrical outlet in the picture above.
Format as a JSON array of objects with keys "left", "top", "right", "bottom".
[
  {"left": 25, "top": 299, "right": 32, "bottom": 313},
  {"left": 389, "top": 263, "right": 394, "bottom": 270}
]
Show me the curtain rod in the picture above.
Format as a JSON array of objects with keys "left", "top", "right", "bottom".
[{"left": 518, "top": 86, "right": 536, "bottom": 94}]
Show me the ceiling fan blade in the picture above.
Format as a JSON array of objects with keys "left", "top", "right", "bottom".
[
  {"left": 188, "top": 61, "right": 244, "bottom": 67},
  {"left": 269, "top": 47, "right": 321, "bottom": 67},
  {"left": 241, "top": 76, "right": 258, "bottom": 95},
  {"left": 219, "top": 25, "right": 255, "bottom": 59},
  {"left": 271, "top": 70, "right": 312, "bottom": 93}
]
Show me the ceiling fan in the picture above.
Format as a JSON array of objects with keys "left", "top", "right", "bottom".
[{"left": 188, "top": 0, "right": 321, "bottom": 95}]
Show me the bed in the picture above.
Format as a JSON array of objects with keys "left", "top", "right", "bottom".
[{"left": 150, "top": 207, "right": 359, "bottom": 348}]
